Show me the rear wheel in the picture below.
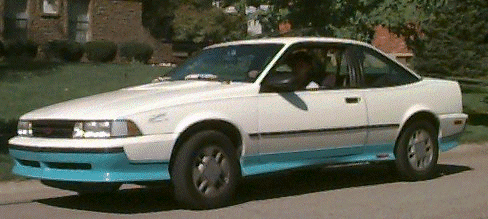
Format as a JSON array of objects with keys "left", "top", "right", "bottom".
[
  {"left": 171, "top": 130, "right": 240, "bottom": 209},
  {"left": 394, "top": 120, "right": 439, "bottom": 181}
]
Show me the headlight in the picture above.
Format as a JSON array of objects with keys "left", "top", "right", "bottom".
[
  {"left": 17, "top": 120, "right": 33, "bottom": 137},
  {"left": 73, "top": 120, "right": 142, "bottom": 139}
]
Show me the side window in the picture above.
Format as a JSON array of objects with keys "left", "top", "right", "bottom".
[
  {"left": 361, "top": 49, "right": 419, "bottom": 87},
  {"left": 323, "top": 48, "right": 350, "bottom": 88},
  {"left": 265, "top": 44, "right": 352, "bottom": 92},
  {"left": 265, "top": 47, "right": 318, "bottom": 91}
]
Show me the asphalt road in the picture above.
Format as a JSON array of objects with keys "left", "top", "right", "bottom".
[{"left": 0, "top": 142, "right": 487, "bottom": 219}]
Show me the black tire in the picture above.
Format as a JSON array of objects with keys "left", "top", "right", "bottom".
[
  {"left": 171, "top": 130, "right": 241, "bottom": 209},
  {"left": 395, "top": 120, "right": 439, "bottom": 181}
]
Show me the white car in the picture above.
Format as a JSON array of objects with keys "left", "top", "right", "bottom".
[{"left": 9, "top": 37, "right": 467, "bottom": 209}]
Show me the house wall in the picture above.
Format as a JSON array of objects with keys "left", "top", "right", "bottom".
[
  {"left": 29, "top": 0, "right": 69, "bottom": 44},
  {"left": 91, "top": 1, "right": 145, "bottom": 42},
  {"left": 372, "top": 26, "right": 413, "bottom": 66},
  {"left": 89, "top": 0, "right": 173, "bottom": 63}
]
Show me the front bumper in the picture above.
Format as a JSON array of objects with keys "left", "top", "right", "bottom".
[
  {"left": 8, "top": 135, "right": 176, "bottom": 182},
  {"left": 438, "top": 113, "right": 469, "bottom": 152},
  {"left": 9, "top": 147, "right": 170, "bottom": 182}
]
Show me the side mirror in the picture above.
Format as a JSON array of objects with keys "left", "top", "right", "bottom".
[{"left": 261, "top": 72, "right": 296, "bottom": 92}]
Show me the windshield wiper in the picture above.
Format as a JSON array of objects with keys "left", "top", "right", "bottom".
[{"left": 184, "top": 73, "right": 219, "bottom": 81}]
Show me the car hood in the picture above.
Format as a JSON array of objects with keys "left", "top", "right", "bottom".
[{"left": 21, "top": 80, "right": 255, "bottom": 120}]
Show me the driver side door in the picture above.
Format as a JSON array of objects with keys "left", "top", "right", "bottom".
[{"left": 256, "top": 43, "right": 368, "bottom": 162}]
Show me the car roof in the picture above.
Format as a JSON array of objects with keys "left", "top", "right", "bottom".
[{"left": 205, "top": 37, "right": 373, "bottom": 49}]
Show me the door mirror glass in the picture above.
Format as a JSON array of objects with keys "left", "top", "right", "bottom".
[{"left": 261, "top": 71, "right": 296, "bottom": 92}]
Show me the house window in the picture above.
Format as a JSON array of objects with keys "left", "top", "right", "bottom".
[
  {"left": 42, "top": 0, "right": 60, "bottom": 16},
  {"left": 4, "top": 0, "right": 29, "bottom": 40},
  {"left": 68, "top": 0, "right": 90, "bottom": 43}
]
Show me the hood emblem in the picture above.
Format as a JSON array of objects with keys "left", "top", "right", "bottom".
[{"left": 149, "top": 113, "right": 168, "bottom": 123}]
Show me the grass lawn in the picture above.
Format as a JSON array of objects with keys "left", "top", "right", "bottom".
[
  {"left": 458, "top": 78, "right": 488, "bottom": 143},
  {"left": 0, "top": 62, "right": 171, "bottom": 121},
  {"left": 0, "top": 154, "right": 22, "bottom": 181},
  {"left": 461, "top": 125, "right": 488, "bottom": 144},
  {"left": 461, "top": 81, "right": 488, "bottom": 115}
]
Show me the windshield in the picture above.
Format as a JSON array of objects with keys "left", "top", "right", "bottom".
[{"left": 167, "top": 43, "right": 284, "bottom": 83}]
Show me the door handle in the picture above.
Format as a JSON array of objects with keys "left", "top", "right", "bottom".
[{"left": 345, "top": 97, "right": 360, "bottom": 104}]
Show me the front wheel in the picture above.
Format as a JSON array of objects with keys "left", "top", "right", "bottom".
[
  {"left": 171, "top": 130, "right": 240, "bottom": 209},
  {"left": 394, "top": 120, "right": 439, "bottom": 181}
]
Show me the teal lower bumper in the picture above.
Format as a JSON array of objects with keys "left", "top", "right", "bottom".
[{"left": 9, "top": 149, "right": 170, "bottom": 182}]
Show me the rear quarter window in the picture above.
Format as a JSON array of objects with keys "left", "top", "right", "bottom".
[{"left": 360, "top": 47, "right": 419, "bottom": 88}]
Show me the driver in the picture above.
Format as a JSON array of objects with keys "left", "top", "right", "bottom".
[{"left": 288, "top": 51, "right": 318, "bottom": 90}]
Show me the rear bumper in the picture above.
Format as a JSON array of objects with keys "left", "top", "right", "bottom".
[
  {"left": 439, "top": 132, "right": 464, "bottom": 152},
  {"left": 9, "top": 147, "right": 170, "bottom": 182},
  {"left": 438, "top": 113, "right": 468, "bottom": 152}
]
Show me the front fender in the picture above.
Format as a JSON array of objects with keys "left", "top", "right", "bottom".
[
  {"left": 172, "top": 111, "right": 256, "bottom": 158},
  {"left": 174, "top": 111, "right": 233, "bottom": 135}
]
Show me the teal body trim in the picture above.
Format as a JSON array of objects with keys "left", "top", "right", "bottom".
[
  {"left": 439, "top": 133, "right": 462, "bottom": 152},
  {"left": 8, "top": 137, "right": 460, "bottom": 182},
  {"left": 240, "top": 137, "right": 462, "bottom": 177},
  {"left": 241, "top": 144, "right": 395, "bottom": 176},
  {"left": 9, "top": 149, "right": 170, "bottom": 182}
]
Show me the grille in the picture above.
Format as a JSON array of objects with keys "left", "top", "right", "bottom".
[
  {"left": 46, "top": 162, "right": 92, "bottom": 170},
  {"left": 18, "top": 159, "right": 41, "bottom": 168},
  {"left": 16, "top": 159, "right": 92, "bottom": 170},
  {"left": 32, "top": 120, "right": 76, "bottom": 138}
]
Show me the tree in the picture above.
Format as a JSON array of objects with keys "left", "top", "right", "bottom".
[
  {"left": 251, "top": 0, "right": 384, "bottom": 42},
  {"left": 412, "top": 0, "right": 488, "bottom": 76},
  {"left": 172, "top": 3, "right": 246, "bottom": 43},
  {"left": 142, "top": 0, "right": 179, "bottom": 41},
  {"left": 370, "top": 0, "right": 448, "bottom": 50},
  {"left": 142, "top": 0, "right": 391, "bottom": 43},
  {"left": 142, "top": 0, "right": 246, "bottom": 43},
  {"left": 141, "top": 0, "right": 488, "bottom": 78}
]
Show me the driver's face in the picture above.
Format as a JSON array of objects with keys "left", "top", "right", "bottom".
[{"left": 294, "top": 59, "right": 312, "bottom": 82}]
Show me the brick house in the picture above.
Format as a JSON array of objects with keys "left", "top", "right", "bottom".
[
  {"left": 372, "top": 26, "right": 413, "bottom": 66},
  {"left": 0, "top": 0, "right": 172, "bottom": 62}
]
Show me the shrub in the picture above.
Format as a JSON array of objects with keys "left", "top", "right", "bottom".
[
  {"left": 4, "top": 40, "right": 38, "bottom": 61},
  {"left": 0, "top": 41, "right": 5, "bottom": 58},
  {"left": 84, "top": 40, "right": 117, "bottom": 63},
  {"left": 119, "top": 42, "right": 153, "bottom": 63},
  {"left": 44, "top": 40, "right": 84, "bottom": 62},
  {"left": 0, "top": 119, "right": 17, "bottom": 154}
]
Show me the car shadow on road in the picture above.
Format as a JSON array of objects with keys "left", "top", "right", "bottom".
[{"left": 36, "top": 163, "right": 472, "bottom": 214}]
